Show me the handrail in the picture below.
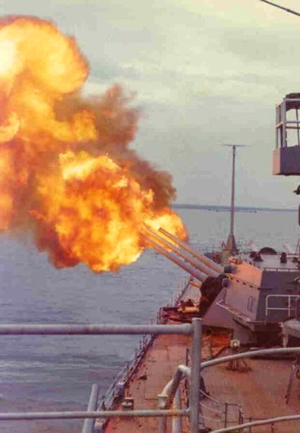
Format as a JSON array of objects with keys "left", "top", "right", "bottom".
[
  {"left": 263, "top": 266, "right": 297, "bottom": 272},
  {"left": 202, "top": 346, "right": 300, "bottom": 369},
  {"left": 0, "top": 323, "right": 192, "bottom": 335},
  {"left": 0, "top": 319, "right": 198, "bottom": 433},
  {"left": 265, "top": 294, "right": 300, "bottom": 318},
  {"left": 212, "top": 414, "right": 300, "bottom": 433},
  {"left": 0, "top": 408, "right": 190, "bottom": 420},
  {"left": 2, "top": 316, "right": 300, "bottom": 432},
  {"left": 200, "top": 400, "right": 224, "bottom": 414}
]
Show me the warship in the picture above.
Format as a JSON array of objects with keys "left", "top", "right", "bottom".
[
  {"left": 91, "top": 87, "right": 300, "bottom": 433},
  {"left": 5, "top": 86, "right": 299, "bottom": 433},
  {"left": 2, "top": 2, "right": 300, "bottom": 433},
  {"left": 94, "top": 3, "right": 300, "bottom": 430}
]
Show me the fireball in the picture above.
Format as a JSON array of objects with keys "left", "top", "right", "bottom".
[{"left": 0, "top": 16, "right": 187, "bottom": 272}]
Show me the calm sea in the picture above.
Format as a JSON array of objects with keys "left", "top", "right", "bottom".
[{"left": 0, "top": 208, "right": 298, "bottom": 432}]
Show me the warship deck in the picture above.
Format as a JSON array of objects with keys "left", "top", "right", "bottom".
[
  {"left": 103, "top": 332, "right": 191, "bottom": 433},
  {"left": 101, "top": 283, "right": 199, "bottom": 433},
  {"left": 103, "top": 343, "right": 300, "bottom": 432},
  {"left": 202, "top": 356, "right": 300, "bottom": 432},
  {"left": 100, "top": 281, "right": 300, "bottom": 433}
]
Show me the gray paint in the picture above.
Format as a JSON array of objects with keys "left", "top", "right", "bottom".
[
  {"left": 206, "top": 253, "right": 300, "bottom": 334},
  {"left": 202, "top": 288, "right": 233, "bottom": 329},
  {"left": 273, "top": 146, "right": 300, "bottom": 175}
]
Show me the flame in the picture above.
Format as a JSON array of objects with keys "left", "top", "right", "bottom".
[
  {"left": 0, "top": 16, "right": 187, "bottom": 272},
  {"left": 0, "top": 40, "right": 16, "bottom": 75}
]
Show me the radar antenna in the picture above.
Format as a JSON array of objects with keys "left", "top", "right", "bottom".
[{"left": 260, "top": 0, "right": 300, "bottom": 18}]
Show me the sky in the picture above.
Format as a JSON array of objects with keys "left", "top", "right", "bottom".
[{"left": 1, "top": 0, "right": 300, "bottom": 208}]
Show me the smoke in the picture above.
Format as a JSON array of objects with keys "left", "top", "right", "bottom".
[{"left": 0, "top": 16, "right": 185, "bottom": 272}]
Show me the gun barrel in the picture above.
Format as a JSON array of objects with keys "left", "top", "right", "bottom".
[
  {"left": 158, "top": 227, "right": 224, "bottom": 274},
  {"left": 143, "top": 226, "right": 219, "bottom": 278},
  {"left": 144, "top": 236, "right": 208, "bottom": 282}
]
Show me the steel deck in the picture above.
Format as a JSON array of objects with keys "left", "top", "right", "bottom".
[{"left": 102, "top": 280, "right": 300, "bottom": 433}]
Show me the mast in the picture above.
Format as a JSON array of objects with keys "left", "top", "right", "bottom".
[
  {"left": 230, "top": 145, "right": 236, "bottom": 241},
  {"left": 224, "top": 144, "right": 245, "bottom": 255}
]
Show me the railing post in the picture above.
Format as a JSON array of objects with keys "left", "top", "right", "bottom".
[
  {"left": 224, "top": 402, "right": 228, "bottom": 427},
  {"left": 157, "top": 394, "right": 167, "bottom": 433},
  {"left": 190, "top": 318, "right": 202, "bottom": 433},
  {"left": 238, "top": 405, "right": 243, "bottom": 425},
  {"left": 248, "top": 416, "right": 252, "bottom": 433},
  {"left": 158, "top": 414, "right": 166, "bottom": 433},
  {"left": 172, "top": 388, "right": 182, "bottom": 433},
  {"left": 297, "top": 298, "right": 300, "bottom": 320},
  {"left": 265, "top": 295, "right": 269, "bottom": 319},
  {"left": 82, "top": 384, "right": 99, "bottom": 433}
]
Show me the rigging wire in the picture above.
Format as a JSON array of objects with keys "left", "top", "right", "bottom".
[{"left": 260, "top": 0, "right": 300, "bottom": 18}]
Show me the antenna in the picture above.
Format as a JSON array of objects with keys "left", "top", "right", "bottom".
[
  {"left": 223, "top": 144, "right": 247, "bottom": 255},
  {"left": 260, "top": 0, "right": 300, "bottom": 18}
]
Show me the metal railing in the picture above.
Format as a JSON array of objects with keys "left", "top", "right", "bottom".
[
  {"left": 223, "top": 402, "right": 244, "bottom": 429},
  {"left": 2, "top": 302, "right": 300, "bottom": 433},
  {"left": 0, "top": 319, "right": 201, "bottom": 433},
  {"left": 212, "top": 415, "right": 300, "bottom": 433},
  {"left": 243, "top": 416, "right": 275, "bottom": 433},
  {"left": 198, "top": 394, "right": 234, "bottom": 431},
  {"left": 262, "top": 266, "right": 297, "bottom": 272},
  {"left": 201, "top": 346, "right": 300, "bottom": 433},
  {"left": 265, "top": 294, "right": 300, "bottom": 318}
]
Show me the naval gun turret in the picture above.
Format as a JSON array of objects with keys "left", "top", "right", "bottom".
[
  {"left": 217, "top": 248, "right": 300, "bottom": 346},
  {"left": 142, "top": 223, "right": 300, "bottom": 346}
]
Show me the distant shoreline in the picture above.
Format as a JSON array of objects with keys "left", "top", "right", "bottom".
[{"left": 172, "top": 204, "right": 297, "bottom": 212}]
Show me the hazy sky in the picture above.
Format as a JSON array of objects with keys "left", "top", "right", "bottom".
[{"left": 1, "top": 0, "right": 300, "bottom": 208}]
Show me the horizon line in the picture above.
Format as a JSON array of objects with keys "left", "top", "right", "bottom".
[{"left": 172, "top": 203, "right": 297, "bottom": 212}]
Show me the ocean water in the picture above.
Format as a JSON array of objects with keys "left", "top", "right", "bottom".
[{"left": 0, "top": 208, "right": 298, "bottom": 432}]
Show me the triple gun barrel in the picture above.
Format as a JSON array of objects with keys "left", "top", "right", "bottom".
[{"left": 141, "top": 226, "right": 227, "bottom": 282}]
